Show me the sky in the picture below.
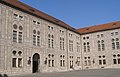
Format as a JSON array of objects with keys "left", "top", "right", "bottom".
[{"left": 20, "top": 0, "right": 120, "bottom": 29}]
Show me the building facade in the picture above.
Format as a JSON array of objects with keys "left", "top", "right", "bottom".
[{"left": 0, "top": 0, "right": 120, "bottom": 75}]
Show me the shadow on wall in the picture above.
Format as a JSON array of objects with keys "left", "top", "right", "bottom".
[{"left": 0, "top": 74, "right": 9, "bottom": 77}]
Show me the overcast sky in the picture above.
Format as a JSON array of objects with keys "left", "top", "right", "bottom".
[{"left": 20, "top": 0, "right": 120, "bottom": 29}]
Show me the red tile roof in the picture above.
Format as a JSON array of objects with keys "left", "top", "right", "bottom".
[
  {"left": 1, "top": 0, "right": 120, "bottom": 35},
  {"left": 76, "top": 21, "right": 120, "bottom": 34},
  {"left": 1, "top": 0, "right": 77, "bottom": 32}
]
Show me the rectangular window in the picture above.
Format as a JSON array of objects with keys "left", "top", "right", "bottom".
[
  {"left": 113, "top": 59, "right": 117, "bottom": 64},
  {"left": 84, "top": 61, "right": 87, "bottom": 66},
  {"left": 118, "top": 59, "right": 120, "bottom": 64},
  {"left": 98, "top": 44, "right": 101, "bottom": 51},
  {"left": 18, "top": 32, "right": 22, "bottom": 43},
  {"left": 52, "top": 60, "right": 54, "bottom": 67},
  {"left": 69, "top": 40, "right": 73, "bottom": 52},
  {"left": 48, "top": 60, "right": 51, "bottom": 67},
  {"left": 18, "top": 58, "right": 22, "bottom": 67},
  {"left": 13, "top": 30, "right": 17, "bottom": 42},
  {"left": 60, "top": 60, "right": 62, "bottom": 67},
  {"left": 102, "top": 44, "right": 105, "bottom": 51},
  {"left": 99, "top": 60, "right": 102, "bottom": 65},
  {"left": 116, "top": 42, "right": 120, "bottom": 49},
  {"left": 33, "top": 35, "right": 36, "bottom": 46},
  {"left": 60, "top": 41, "right": 62, "bottom": 50},
  {"left": 112, "top": 43, "right": 115, "bottom": 50},
  {"left": 48, "top": 39, "right": 50, "bottom": 48},
  {"left": 37, "top": 36, "right": 40, "bottom": 46},
  {"left": 52, "top": 39, "right": 54, "bottom": 48},
  {"left": 84, "top": 46, "right": 86, "bottom": 52},
  {"left": 63, "top": 42, "right": 65, "bottom": 50},
  {"left": 12, "top": 58, "right": 16, "bottom": 67},
  {"left": 77, "top": 43, "right": 80, "bottom": 52},
  {"left": 88, "top": 60, "right": 91, "bottom": 66},
  {"left": 63, "top": 60, "right": 65, "bottom": 67},
  {"left": 103, "top": 59, "right": 106, "bottom": 64}
]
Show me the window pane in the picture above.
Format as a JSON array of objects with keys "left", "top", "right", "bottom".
[
  {"left": 12, "top": 58, "right": 16, "bottom": 67},
  {"left": 18, "top": 58, "right": 22, "bottom": 67},
  {"left": 13, "top": 30, "right": 17, "bottom": 42},
  {"left": 19, "top": 32, "right": 22, "bottom": 43},
  {"left": 99, "top": 60, "right": 102, "bottom": 65},
  {"left": 113, "top": 59, "right": 117, "bottom": 64}
]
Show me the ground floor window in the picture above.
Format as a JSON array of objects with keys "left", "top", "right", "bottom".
[{"left": 12, "top": 58, "right": 17, "bottom": 67}]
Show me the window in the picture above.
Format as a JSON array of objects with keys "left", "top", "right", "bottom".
[
  {"left": 103, "top": 59, "right": 106, "bottom": 64},
  {"left": 13, "top": 24, "right": 23, "bottom": 43},
  {"left": 69, "top": 40, "right": 73, "bottom": 52},
  {"left": 98, "top": 55, "right": 106, "bottom": 65},
  {"left": 116, "top": 42, "right": 120, "bottom": 49},
  {"left": 18, "top": 51, "right": 22, "bottom": 56},
  {"left": 12, "top": 58, "right": 17, "bottom": 67},
  {"left": 12, "top": 51, "right": 16, "bottom": 55},
  {"left": 33, "top": 30, "right": 40, "bottom": 46},
  {"left": 84, "top": 56, "right": 91, "bottom": 66},
  {"left": 60, "top": 37, "right": 65, "bottom": 50},
  {"left": 83, "top": 43, "right": 86, "bottom": 52},
  {"left": 60, "top": 55, "right": 65, "bottom": 67},
  {"left": 13, "top": 24, "right": 17, "bottom": 29},
  {"left": 97, "top": 40, "right": 105, "bottom": 51},
  {"left": 118, "top": 59, "right": 120, "bottom": 64},
  {"left": 76, "top": 57, "right": 80, "bottom": 66},
  {"left": 48, "top": 34, "right": 54, "bottom": 49},
  {"left": 13, "top": 30, "right": 17, "bottom": 42},
  {"left": 18, "top": 58, "right": 22, "bottom": 67},
  {"left": 48, "top": 54, "right": 55, "bottom": 67},
  {"left": 99, "top": 60, "right": 102, "bottom": 65},
  {"left": 84, "top": 42, "right": 90, "bottom": 52},
  {"left": 70, "top": 56, "right": 74, "bottom": 68},
  {"left": 77, "top": 43, "right": 80, "bottom": 52},
  {"left": 33, "top": 35, "right": 36, "bottom": 46},
  {"left": 113, "top": 59, "right": 117, "bottom": 64},
  {"left": 52, "top": 60, "right": 54, "bottom": 67},
  {"left": 18, "top": 32, "right": 22, "bottom": 43},
  {"left": 37, "top": 36, "right": 40, "bottom": 46},
  {"left": 12, "top": 50, "right": 23, "bottom": 68},
  {"left": 112, "top": 42, "right": 115, "bottom": 50},
  {"left": 112, "top": 38, "right": 120, "bottom": 50},
  {"left": 87, "top": 42, "right": 90, "bottom": 52},
  {"left": 48, "top": 60, "right": 51, "bottom": 67}
]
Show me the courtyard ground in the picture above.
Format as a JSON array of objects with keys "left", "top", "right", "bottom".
[{"left": 10, "top": 68, "right": 120, "bottom": 77}]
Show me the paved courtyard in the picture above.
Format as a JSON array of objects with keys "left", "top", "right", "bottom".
[{"left": 10, "top": 69, "right": 120, "bottom": 77}]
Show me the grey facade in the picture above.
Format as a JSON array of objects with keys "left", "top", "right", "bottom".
[{"left": 0, "top": 0, "right": 120, "bottom": 76}]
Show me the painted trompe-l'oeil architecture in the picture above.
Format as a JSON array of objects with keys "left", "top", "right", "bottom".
[{"left": 0, "top": 0, "right": 120, "bottom": 75}]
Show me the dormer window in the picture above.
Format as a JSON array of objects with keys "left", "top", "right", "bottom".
[{"left": 112, "top": 23, "right": 116, "bottom": 26}]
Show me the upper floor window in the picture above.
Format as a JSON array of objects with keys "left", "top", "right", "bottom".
[
  {"left": 83, "top": 36, "right": 89, "bottom": 40},
  {"left": 83, "top": 42, "right": 90, "bottom": 52},
  {"left": 111, "top": 32, "right": 119, "bottom": 36},
  {"left": 13, "top": 13, "right": 24, "bottom": 21},
  {"left": 77, "top": 42, "right": 80, "bottom": 52},
  {"left": 13, "top": 24, "right": 23, "bottom": 43},
  {"left": 33, "top": 30, "right": 40, "bottom": 46},
  {"left": 48, "top": 26, "right": 54, "bottom": 30},
  {"left": 60, "top": 37, "right": 65, "bottom": 50},
  {"left": 33, "top": 20, "right": 41, "bottom": 25},
  {"left": 112, "top": 38, "right": 120, "bottom": 50},
  {"left": 69, "top": 40, "right": 73, "bottom": 52},
  {"left": 97, "top": 40, "right": 105, "bottom": 51},
  {"left": 48, "top": 34, "right": 54, "bottom": 48},
  {"left": 97, "top": 34, "right": 104, "bottom": 38}
]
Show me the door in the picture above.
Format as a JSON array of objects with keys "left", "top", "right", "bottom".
[{"left": 32, "top": 53, "right": 40, "bottom": 73}]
